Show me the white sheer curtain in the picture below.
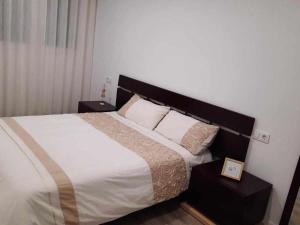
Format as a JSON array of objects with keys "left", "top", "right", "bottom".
[{"left": 0, "top": 0, "right": 97, "bottom": 116}]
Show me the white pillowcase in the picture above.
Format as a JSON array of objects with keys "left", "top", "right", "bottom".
[
  {"left": 155, "top": 110, "right": 219, "bottom": 155},
  {"left": 118, "top": 95, "right": 170, "bottom": 130}
]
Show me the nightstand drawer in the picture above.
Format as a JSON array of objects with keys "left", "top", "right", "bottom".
[
  {"left": 190, "top": 179, "right": 244, "bottom": 224},
  {"left": 78, "top": 104, "right": 92, "bottom": 113},
  {"left": 188, "top": 161, "right": 272, "bottom": 225}
]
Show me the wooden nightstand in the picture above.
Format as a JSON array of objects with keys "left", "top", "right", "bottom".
[
  {"left": 78, "top": 101, "right": 116, "bottom": 113},
  {"left": 185, "top": 160, "right": 272, "bottom": 225}
]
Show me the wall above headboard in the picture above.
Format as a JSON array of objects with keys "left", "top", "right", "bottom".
[
  {"left": 91, "top": 1, "right": 300, "bottom": 224},
  {"left": 117, "top": 75, "right": 255, "bottom": 161}
]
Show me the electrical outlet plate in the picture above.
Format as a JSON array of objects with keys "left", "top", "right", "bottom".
[
  {"left": 252, "top": 130, "right": 270, "bottom": 144},
  {"left": 105, "top": 76, "right": 112, "bottom": 85}
]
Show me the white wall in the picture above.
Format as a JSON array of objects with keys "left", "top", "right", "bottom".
[{"left": 91, "top": 0, "right": 300, "bottom": 224}]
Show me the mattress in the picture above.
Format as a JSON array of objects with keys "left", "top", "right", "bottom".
[{"left": 0, "top": 112, "right": 212, "bottom": 225}]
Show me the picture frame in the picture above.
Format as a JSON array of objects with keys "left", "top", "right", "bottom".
[{"left": 221, "top": 157, "right": 245, "bottom": 181}]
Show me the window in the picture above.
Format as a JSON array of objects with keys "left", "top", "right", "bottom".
[
  {"left": 45, "top": 0, "right": 77, "bottom": 48},
  {"left": 0, "top": 0, "right": 76, "bottom": 48},
  {"left": 0, "top": 0, "right": 31, "bottom": 43}
]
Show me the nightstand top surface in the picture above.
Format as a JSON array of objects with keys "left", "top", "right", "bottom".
[
  {"left": 79, "top": 101, "right": 116, "bottom": 112},
  {"left": 192, "top": 160, "right": 272, "bottom": 198}
]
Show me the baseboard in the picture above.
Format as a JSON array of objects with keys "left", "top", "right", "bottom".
[
  {"left": 267, "top": 221, "right": 277, "bottom": 225},
  {"left": 180, "top": 201, "right": 275, "bottom": 225},
  {"left": 180, "top": 202, "right": 217, "bottom": 225}
]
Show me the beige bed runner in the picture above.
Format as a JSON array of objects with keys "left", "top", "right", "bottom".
[
  {"left": 78, "top": 113, "right": 188, "bottom": 203},
  {"left": 2, "top": 118, "right": 80, "bottom": 225}
]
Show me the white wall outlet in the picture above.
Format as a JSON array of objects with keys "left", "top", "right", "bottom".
[
  {"left": 105, "top": 76, "right": 112, "bottom": 85},
  {"left": 252, "top": 130, "right": 271, "bottom": 144}
]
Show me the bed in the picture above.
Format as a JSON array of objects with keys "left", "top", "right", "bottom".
[{"left": 0, "top": 75, "right": 255, "bottom": 225}]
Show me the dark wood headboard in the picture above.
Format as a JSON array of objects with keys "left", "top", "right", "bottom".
[{"left": 116, "top": 75, "right": 255, "bottom": 161}]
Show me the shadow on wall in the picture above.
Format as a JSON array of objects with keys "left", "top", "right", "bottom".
[{"left": 265, "top": 192, "right": 282, "bottom": 225}]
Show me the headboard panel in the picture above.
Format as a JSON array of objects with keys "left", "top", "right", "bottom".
[{"left": 116, "top": 75, "right": 255, "bottom": 161}]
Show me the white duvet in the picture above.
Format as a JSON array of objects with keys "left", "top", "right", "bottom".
[{"left": 0, "top": 112, "right": 211, "bottom": 225}]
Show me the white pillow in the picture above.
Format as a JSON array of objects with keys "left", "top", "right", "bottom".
[
  {"left": 155, "top": 110, "right": 219, "bottom": 155},
  {"left": 118, "top": 94, "right": 170, "bottom": 130}
]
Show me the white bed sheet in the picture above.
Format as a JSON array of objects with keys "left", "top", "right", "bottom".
[{"left": 0, "top": 112, "right": 211, "bottom": 225}]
